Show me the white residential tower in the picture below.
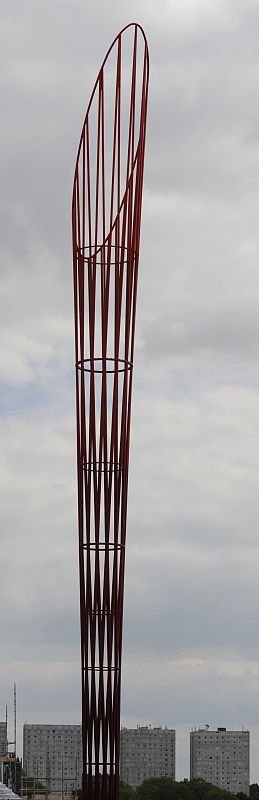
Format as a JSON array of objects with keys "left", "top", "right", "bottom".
[
  {"left": 120, "top": 725, "right": 175, "bottom": 788},
  {"left": 190, "top": 726, "right": 249, "bottom": 796},
  {"left": 23, "top": 724, "right": 82, "bottom": 793}
]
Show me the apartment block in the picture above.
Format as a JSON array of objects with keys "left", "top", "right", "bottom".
[
  {"left": 23, "top": 724, "right": 82, "bottom": 793},
  {"left": 120, "top": 725, "right": 175, "bottom": 788},
  {"left": 190, "top": 727, "right": 249, "bottom": 796}
]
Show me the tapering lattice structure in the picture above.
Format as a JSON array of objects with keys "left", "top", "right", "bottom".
[{"left": 72, "top": 23, "right": 149, "bottom": 800}]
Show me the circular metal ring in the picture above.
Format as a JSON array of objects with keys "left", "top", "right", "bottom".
[{"left": 76, "top": 357, "right": 132, "bottom": 373}]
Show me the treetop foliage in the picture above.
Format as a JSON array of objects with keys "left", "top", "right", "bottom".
[{"left": 119, "top": 778, "right": 249, "bottom": 800}]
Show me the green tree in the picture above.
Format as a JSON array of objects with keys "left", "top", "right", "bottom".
[
  {"left": 119, "top": 781, "right": 137, "bottom": 800},
  {"left": 136, "top": 777, "right": 238, "bottom": 800},
  {"left": 137, "top": 777, "right": 179, "bottom": 800}
]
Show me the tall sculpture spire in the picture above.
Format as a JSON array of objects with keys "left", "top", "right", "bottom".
[{"left": 72, "top": 23, "right": 149, "bottom": 800}]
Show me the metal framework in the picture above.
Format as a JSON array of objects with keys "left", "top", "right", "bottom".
[{"left": 72, "top": 23, "right": 149, "bottom": 800}]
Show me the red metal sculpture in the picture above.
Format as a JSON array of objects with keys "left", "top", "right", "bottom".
[{"left": 72, "top": 23, "right": 149, "bottom": 800}]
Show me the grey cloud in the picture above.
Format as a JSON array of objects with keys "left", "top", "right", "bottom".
[
  {"left": 142, "top": 307, "right": 259, "bottom": 359},
  {"left": 2, "top": 0, "right": 259, "bottom": 784}
]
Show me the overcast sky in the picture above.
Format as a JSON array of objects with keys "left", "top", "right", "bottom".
[{"left": 2, "top": 0, "right": 259, "bottom": 784}]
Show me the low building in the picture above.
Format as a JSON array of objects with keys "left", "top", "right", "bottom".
[
  {"left": 120, "top": 725, "right": 175, "bottom": 788},
  {"left": 190, "top": 726, "right": 249, "bottom": 796}
]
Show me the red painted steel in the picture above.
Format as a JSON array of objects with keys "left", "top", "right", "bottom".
[{"left": 72, "top": 24, "right": 149, "bottom": 800}]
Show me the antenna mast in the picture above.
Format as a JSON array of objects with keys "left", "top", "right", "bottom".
[{"left": 14, "top": 684, "right": 16, "bottom": 791}]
